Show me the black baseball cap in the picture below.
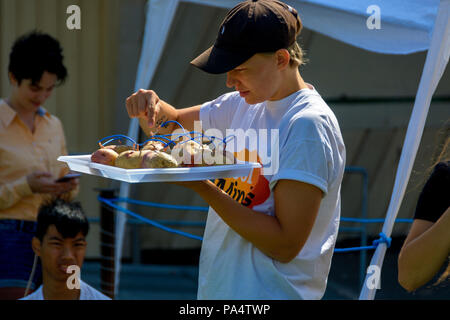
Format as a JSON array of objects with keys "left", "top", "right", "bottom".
[{"left": 190, "top": 0, "right": 302, "bottom": 74}]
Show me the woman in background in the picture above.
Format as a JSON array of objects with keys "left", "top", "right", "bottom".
[{"left": 0, "top": 31, "right": 79, "bottom": 299}]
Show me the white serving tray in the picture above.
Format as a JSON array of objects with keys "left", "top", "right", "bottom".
[{"left": 58, "top": 155, "right": 261, "bottom": 183}]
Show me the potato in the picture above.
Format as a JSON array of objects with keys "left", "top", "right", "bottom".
[
  {"left": 91, "top": 148, "right": 119, "bottom": 166},
  {"left": 141, "top": 150, "right": 178, "bottom": 168},
  {"left": 103, "top": 144, "right": 134, "bottom": 154},
  {"left": 169, "top": 140, "right": 236, "bottom": 167},
  {"left": 142, "top": 140, "right": 166, "bottom": 152},
  {"left": 91, "top": 138, "right": 231, "bottom": 169},
  {"left": 170, "top": 140, "right": 204, "bottom": 166},
  {"left": 115, "top": 150, "right": 150, "bottom": 169}
]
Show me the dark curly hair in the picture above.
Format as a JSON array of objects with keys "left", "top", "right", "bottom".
[
  {"left": 8, "top": 30, "right": 68, "bottom": 86},
  {"left": 36, "top": 199, "right": 89, "bottom": 241}
]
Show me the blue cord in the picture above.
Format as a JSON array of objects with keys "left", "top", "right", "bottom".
[
  {"left": 224, "top": 135, "right": 236, "bottom": 144},
  {"left": 160, "top": 120, "right": 187, "bottom": 134},
  {"left": 372, "top": 232, "right": 392, "bottom": 248},
  {"left": 334, "top": 246, "right": 377, "bottom": 253},
  {"left": 334, "top": 232, "right": 391, "bottom": 253},
  {"left": 102, "top": 139, "right": 118, "bottom": 146},
  {"left": 139, "top": 137, "right": 171, "bottom": 148},
  {"left": 111, "top": 197, "right": 209, "bottom": 212},
  {"left": 341, "top": 217, "right": 413, "bottom": 224},
  {"left": 97, "top": 126, "right": 232, "bottom": 153},
  {"left": 96, "top": 197, "right": 400, "bottom": 251},
  {"left": 97, "top": 134, "right": 137, "bottom": 146},
  {"left": 98, "top": 196, "right": 203, "bottom": 241}
]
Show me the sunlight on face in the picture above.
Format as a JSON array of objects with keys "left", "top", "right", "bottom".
[{"left": 226, "top": 53, "right": 282, "bottom": 104}]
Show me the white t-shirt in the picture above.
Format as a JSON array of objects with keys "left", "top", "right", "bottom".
[
  {"left": 198, "top": 85, "right": 346, "bottom": 300},
  {"left": 20, "top": 280, "right": 111, "bottom": 300}
]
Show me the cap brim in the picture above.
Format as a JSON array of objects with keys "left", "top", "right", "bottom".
[{"left": 190, "top": 45, "right": 254, "bottom": 74}]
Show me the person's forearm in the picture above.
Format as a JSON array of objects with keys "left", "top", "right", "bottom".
[
  {"left": 0, "top": 177, "right": 33, "bottom": 210},
  {"left": 191, "top": 180, "right": 297, "bottom": 262},
  {"left": 398, "top": 207, "right": 450, "bottom": 291}
]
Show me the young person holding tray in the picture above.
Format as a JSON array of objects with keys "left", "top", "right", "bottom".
[{"left": 126, "top": 0, "right": 345, "bottom": 299}]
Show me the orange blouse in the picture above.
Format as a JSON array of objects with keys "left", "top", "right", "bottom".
[{"left": 0, "top": 99, "right": 78, "bottom": 221}]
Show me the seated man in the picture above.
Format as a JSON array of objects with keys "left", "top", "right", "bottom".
[{"left": 20, "top": 199, "right": 110, "bottom": 300}]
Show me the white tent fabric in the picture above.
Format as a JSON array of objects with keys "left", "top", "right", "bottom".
[
  {"left": 114, "top": 0, "right": 180, "bottom": 294},
  {"left": 115, "top": 0, "right": 449, "bottom": 299},
  {"left": 294, "top": 0, "right": 440, "bottom": 54},
  {"left": 181, "top": 0, "right": 441, "bottom": 54}
]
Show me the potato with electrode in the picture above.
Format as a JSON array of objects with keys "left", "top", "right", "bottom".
[
  {"left": 90, "top": 148, "right": 119, "bottom": 166},
  {"left": 115, "top": 149, "right": 150, "bottom": 169},
  {"left": 103, "top": 144, "right": 134, "bottom": 154},
  {"left": 141, "top": 150, "right": 178, "bottom": 168}
]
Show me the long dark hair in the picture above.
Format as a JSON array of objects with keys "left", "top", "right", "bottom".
[
  {"left": 430, "top": 125, "right": 449, "bottom": 286},
  {"left": 429, "top": 123, "right": 450, "bottom": 170}
]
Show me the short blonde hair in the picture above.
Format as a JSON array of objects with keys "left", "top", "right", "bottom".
[
  {"left": 287, "top": 41, "right": 307, "bottom": 68},
  {"left": 260, "top": 41, "right": 307, "bottom": 69}
]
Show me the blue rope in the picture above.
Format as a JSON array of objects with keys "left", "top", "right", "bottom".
[
  {"left": 373, "top": 232, "right": 392, "bottom": 248},
  {"left": 88, "top": 217, "right": 205, "bottom": 227},
  {"left": 334, "top": 246, "right": 377, "bottom": 253},
  {"left": 111, "top": 197, "right": 209, "bottom": 212},
  {"left": 334, "top": 232, "right": 391, "bottom": 253},
  {"left": 107, "top": 198, "right": 413, "bottom": 224},
  {"left": 97, "top": 197, "right": 399, "bottom": 252},
  {"left": 145, "top": 220, "right": 205, "bottom": 227},
  {"left": 98, "top": 196, "right": 203, "bottom": 241},
  {"left": 341, "top": 217, "right": 413, "bottom": 223}
]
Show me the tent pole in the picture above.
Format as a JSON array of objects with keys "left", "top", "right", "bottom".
[
  {"left": 114, "top": 0, "right": 181, "bottom": 296},
  {"left": 359, "top": 0, "right": 450, "bottom": 300}
]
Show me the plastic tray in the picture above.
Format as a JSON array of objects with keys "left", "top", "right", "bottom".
[{"left": 58, "top": 155, "right": 261, "bottom": 183}]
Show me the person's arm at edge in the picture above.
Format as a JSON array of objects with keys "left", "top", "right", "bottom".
[{"left": 398, "top": 206, "right": 450, "bottom": 292}]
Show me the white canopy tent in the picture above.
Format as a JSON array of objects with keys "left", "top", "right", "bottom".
[{"left": 115, "top": 0, "right": 450, "bottom": 299}]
